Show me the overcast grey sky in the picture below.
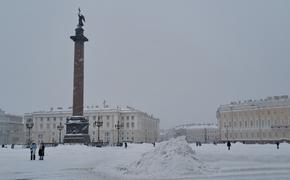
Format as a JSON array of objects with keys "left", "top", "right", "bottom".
[{"left": 0, "top": 0, "right": 290, "bottom": 128}]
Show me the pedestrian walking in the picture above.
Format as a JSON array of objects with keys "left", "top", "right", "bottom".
[
  {"left": 38, "top": 143, "right": 45, "bottom": 160},
  {"left": 153, "top": 142, "right": 155, "bottom": 147},
  {"left": 124, "top": 142, "right": 128, "bottom": 148},
  {"left": 276, "top": 141, "right": 280, "bottom": 149},
  {"left": 227, "top": 141, "right": 231, "bottom": 150},
  {"left": 30, "top": 143, "right": 37, "bottom": 160}
]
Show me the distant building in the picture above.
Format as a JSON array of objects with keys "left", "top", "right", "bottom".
[
  {"left": 217, "top": 95, "right": 290, "bottom": 143},
  {"left": 160, "top": 123, "right": 218, "bottom": 143},
  {"left": 0, "top": 109, "right": 24, "bottom": 144},
  {"left": 174, "top": 123, "right": 218, "bottom": 143},
  {"left": 24, "top": 106, "right": 160, "bottom": 144}
]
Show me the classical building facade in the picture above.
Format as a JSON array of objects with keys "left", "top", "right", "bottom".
[
  {"left": 159, "top": 123, "right": 218, "bottom": 143},
  {"left": 183, "top": 123, "right": 218, "bottom": 143},
  {"left": 24, "top": 106, "right": 160, "bottom": 145},
  {"left": 0, "top": 109, "right": 24, "bottom": 144},
  {"left": 217, "top": 95, "right": 290, "bottom": 143}
]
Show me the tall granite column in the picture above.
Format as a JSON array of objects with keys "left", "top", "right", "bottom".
[
  {"left": 71, "top": 26, "right": 88, "bottom": 116},
  {"left": 64, "top": 10, "right": 90, "bottom": 144}
]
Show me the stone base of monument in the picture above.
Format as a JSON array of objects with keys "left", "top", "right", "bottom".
[{"left": 63, "top": 116, "right": 90, "bottom": 144}]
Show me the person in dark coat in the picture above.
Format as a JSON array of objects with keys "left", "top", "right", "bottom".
[
  {"left": 276, "top": 141, "right": 280, "bottom": 149},
  {"left": 124, "top": 142, "right": 128, "bottom": 148},
  {"left": 227, "top": 141, "right": 231, "bottom": 150},
  {"left": 38, "top": 143, "right": 45, "bottom": 160}
]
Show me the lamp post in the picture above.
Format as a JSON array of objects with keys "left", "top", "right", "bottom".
[
  {"left": 25, "top": 118, "right": 34, "bottom": 145},
  {"left": 115, "top": 121, "right": 123, "bottom": 146},
  {"left": 57, "top": 122, "right": 64, "bottom": 144},
  {"left": 93, "top": 117, "right": 103, "bottom": 147},
  {"left": 93, "top": 118, "right": 103, "bottom": 142}
]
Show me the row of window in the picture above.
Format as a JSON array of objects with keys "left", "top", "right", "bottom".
[
  {"left": 222, "top": 119, "right": 290, "bottom": 129},
  {"left": 91, "top": 122, "right": 135, "bottom": 129},
  {"left": 224, "top": 131, "right": 288, "bottom": 139},
  {"left": 39, "top": 121, "right": 136, "bottom": 130},
  {"left": 35, "top": 115, "right": 135, "bottom": 122},
  {"left": 222, "top": 109, "right": 289, "bottom": 117}
]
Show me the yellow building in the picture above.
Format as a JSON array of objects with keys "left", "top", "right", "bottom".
[{"left": 217, "top": 96, "right": 290, "bottom": 143}]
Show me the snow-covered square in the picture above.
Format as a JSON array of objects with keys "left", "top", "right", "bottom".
[{"left": 1, "top": 137, "right": 290, "bottom": 180}]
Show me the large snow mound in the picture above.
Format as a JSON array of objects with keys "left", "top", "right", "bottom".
[{"left": 122, "top": 136, "right": 211, "bottom": 177}]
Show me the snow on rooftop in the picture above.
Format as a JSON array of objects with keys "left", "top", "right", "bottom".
[
  {"left": 218, "top": 95, "right": 290, "bottom": 112},
  {"left": 175, "top": 123, "right": 218, "bottom": 129}
]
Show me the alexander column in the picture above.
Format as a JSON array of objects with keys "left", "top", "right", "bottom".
[{"left": 64, "top": 9, "right": 90, "bottom": 144}]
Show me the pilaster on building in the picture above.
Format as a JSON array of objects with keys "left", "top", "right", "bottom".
[{"left": 217, "top": 95, "right": 290, "bottom": 143}]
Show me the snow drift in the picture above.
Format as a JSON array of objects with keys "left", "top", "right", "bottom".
[{"left": 122, "top": 136, "right": 210, "bottom": 177}]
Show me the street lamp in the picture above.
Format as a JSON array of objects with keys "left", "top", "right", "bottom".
[
  {"left": 25, "top": 118, "right": 34, "bottom": 145},
  {"left": 115, "top": 121, "right": 123, "bottom": 146},
  {"left": 57, "top": 122, "right": 64, "bottom": 144},
  {"left": 93, "top": 117, "right": 103, "bottom": 147}
]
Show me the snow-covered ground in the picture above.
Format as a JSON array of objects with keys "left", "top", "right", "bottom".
[{"left": 1, "top": 137, "right": 290, "bottom": 180}]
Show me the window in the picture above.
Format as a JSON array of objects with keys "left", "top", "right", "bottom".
[
  {"left": 107, "top": 115, "right": 110, "bottom": 120},
  {"left": 126, "top": 116, "right": 129, "bottom": 120},
  {"left": 93, "top": 116, "right": 96, "bottom": 120},
  {"left": 107, "top": 122, "right": 110, "bottom": 128},
  {"left": 53, "top": 117, "right": 56, "bottom": 121},
  {"left": 40, "top": 117, "right": 43, "bottom": 122},
  {"left": 60, "top": 117, "right": 63, "bottom": 121},
  {"left": 47, "top": 117, "right": 50, "bottom": 121},
  {"left": 131, "top": 122, "right": 135, "bottom": 128},
  {"left": 131, "top": 116, "right": 134, "bottom": 120},
  {"left": 121, "top": 116, "right": 124, "bottom": 120},
  {"left": 98, "top": 116, "right": 102, "bottom": 120},
  {"left": 126, "top": 122, "right": 129, "bottom": 128}
]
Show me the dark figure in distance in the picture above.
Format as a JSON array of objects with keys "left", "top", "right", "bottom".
[
  {"left": 276, "top": 141, "right": 280, "bottom": 149},
  {"left": 124, "top": 142, "right": 128, "bottom": 148},
  {"left": 227, "top": 141, "right": 231, "bottom": 150},
  {"left": 153, "top": 142, "right": 155, "bottom": 147},
  {"left": 38, "top": 143, "right": 45, "bottom": 160}
]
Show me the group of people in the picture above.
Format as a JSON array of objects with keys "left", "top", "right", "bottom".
[
  {"left": 195, "top": 141, "right": 202, "bottom": 146},
  {"left": 30, "top": 143, "right": 45, "bottom": 160}
]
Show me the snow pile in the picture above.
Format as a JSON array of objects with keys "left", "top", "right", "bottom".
[{"left": 122, "top": 136, "right": 209, "bottom": 177}]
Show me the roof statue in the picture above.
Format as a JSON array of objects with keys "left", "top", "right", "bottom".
[{"left": 78, "top": 8, "right": 85, "bottom": 27}]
